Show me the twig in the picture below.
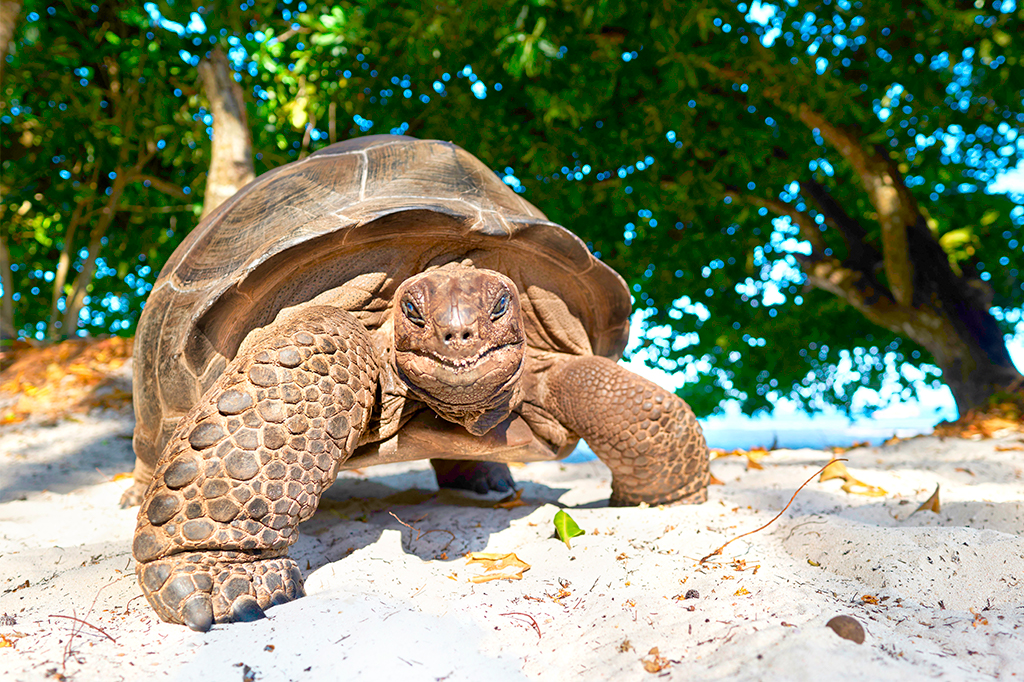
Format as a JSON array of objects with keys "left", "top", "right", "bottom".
[
  {"left": 389, "top": 511, "right": 456, "bottom": 551},
  {"left": 56, "top": 577, "right": 121, "bottom": 669},
  {"left": 698, "top": 459, "right": 846, "bottom": 564},
  {"left": 500, "top": 612, "right": 542, "bottom": 639},
  {"left": 48, "top": 614, "right": 117, "bottom": 643}
]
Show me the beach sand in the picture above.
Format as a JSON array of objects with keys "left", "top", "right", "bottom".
[{"left": 1, "top": 390, "right": 1022, "bottom": 681}]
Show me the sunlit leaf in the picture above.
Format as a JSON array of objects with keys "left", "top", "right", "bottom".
[{"left": 553, "top": 510, "right": 585, "bottom": 549}]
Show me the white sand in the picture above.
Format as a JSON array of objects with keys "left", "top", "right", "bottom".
[{"left": 1, "top": 406, "right": 1022, "bottom": 681}]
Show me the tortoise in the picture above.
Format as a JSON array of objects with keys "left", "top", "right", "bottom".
[{"left": 128, "top": 135, "right": 709, "bottom": 631}]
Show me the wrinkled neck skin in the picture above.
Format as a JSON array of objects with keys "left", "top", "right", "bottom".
[{"left": 390, "top": 263, "right": 526, "bottom": 436}]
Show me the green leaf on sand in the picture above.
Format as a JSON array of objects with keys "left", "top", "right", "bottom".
[{"left": 553, "top": 510, "right": 585, "bottom": 549}]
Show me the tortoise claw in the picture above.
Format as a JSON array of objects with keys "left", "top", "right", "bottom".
[
  {"left": 229, "top": 596, "right": 267, "bottom": 623},
  {"left": 182, "top": 594, "right": 214, "bottom": 632},
  {"left": 137, "top": 553, "right": 304, "bottom": 628}
]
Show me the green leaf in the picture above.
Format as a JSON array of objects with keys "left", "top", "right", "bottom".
[{"left": 553, "top": 510, "right": 585, "bottom": 549}]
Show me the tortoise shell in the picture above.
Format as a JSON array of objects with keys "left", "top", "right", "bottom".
[{"left": 132, "top": 135, "right": 631, "bottom": 466}]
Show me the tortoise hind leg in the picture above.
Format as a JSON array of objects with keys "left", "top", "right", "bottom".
[
  {"left": 542, "top": 355, "right": 709, "bottom": 506},
  {"left": 132, "top": 306, "right": 378, "bottom": 630},
  {"left": 430, "top": 459, "right": 516, "bottom": 494}
]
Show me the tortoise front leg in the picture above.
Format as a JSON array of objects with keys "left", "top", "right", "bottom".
[
  {"left": 132, "top": 306, "right": 378, "bottom": 631},
  {"left": 543, "top": 356, "right": 709, "bottom": 506}
]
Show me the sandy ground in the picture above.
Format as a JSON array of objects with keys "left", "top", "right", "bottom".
[{"left": 1, "top": 385, "right": 1023, "bottom": 681}]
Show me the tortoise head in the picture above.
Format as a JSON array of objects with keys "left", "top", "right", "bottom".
[{"left": 392, "top": 263, "right": 526, "bottom": 435}]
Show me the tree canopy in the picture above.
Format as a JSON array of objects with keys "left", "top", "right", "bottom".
[{"left": 2, "top": 0, "right": 1023, "bottom": 416}]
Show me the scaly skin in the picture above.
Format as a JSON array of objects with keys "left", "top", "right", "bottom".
[
  {"left": 133, "top": 306, "right": 377, "bottom": 630},
  {"left": 543, "top": 355, "right": 709, "bottom": 506}
]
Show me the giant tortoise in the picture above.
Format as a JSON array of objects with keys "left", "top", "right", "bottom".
[{"left": 128, "top": 135, "right": 709, "bottom": 631}]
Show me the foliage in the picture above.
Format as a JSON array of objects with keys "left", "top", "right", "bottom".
[
  {"left": 3, "top": 0, "right": 1023, "bottom": 415},
  {"left": 1, "top": 0, "right": 205, "bottom": 339}
]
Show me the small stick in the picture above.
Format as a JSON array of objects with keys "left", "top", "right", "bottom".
[
  {"left": 500, "top": 612, "right": 542, "bottom": 639},
  {"left": 48, "top": 614, "right": 117, "bottom": 643},
  {"left": 698, "top": 459, "right": 845, "bottom": 565},
  {"left": 389, "top": 511, "right": 456, "bottom": 550}
]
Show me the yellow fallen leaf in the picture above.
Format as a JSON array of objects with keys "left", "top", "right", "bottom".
[
  {"left": 641, "top": 647, "right": 671, "bottom": 673},
  {"left": 465, "top": 552, "right": 530, "bottom": 583},
  {"left": 112, "top": 472, "right": 134, "bottom": 482},
  {"left": 734, "top": 587, "right": 750, "bottom": 596},
  {"left": 819, "top": 460, "right": 887, "bottom": 497},
  {"left": 494, "top": 489, "right": 526, "bottom": 509},
  {"left": 912, "top": 484, "right": 940, "bottom": 514},
  {"left": 819, "top": 460, "right": 851, "bottom": 482}
]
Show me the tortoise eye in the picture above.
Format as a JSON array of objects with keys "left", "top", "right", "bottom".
[
  {"left": 491, "top": 292, "right": 510, "bottom": 320},
  {"left": 402, "top": 298, "right": 425, "bottom": 327}
]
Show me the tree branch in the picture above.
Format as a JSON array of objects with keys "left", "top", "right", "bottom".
[
  {"left": 796, "top": 106, "right": 917, "bottom": 306},
  {"left": 696, "top": 56, "right": 922, "bottom": 309},
  {"left": 0, "top": 0, "right": 20, "bottom": 83},
  {"left": 725, "top": 190, "right": 827, "bottom": 256},
  {"left": 131, "top": 174, "right": 190, "bottom": 200},
  {"left": 800, "top": 257, "right": 907, "bottom": 330},
  {"left": 799, "top": 178, "right": 882, "bottom": 273}
]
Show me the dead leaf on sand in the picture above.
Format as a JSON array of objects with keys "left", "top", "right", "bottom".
[
  {"left": 494, "top": 489, "right": 527, "bottom": 509},
  {"left": 465, "top": 552, "right": 531, "bottom": 583},
  {"left": 641, "top": 647, "right": 671, "bottom": 673},
  {"left": 912, "top": 484, "right": 941, "bottom": 515},
  {"left": 819, "top": 460, "right": 887, "bottom": 497}
]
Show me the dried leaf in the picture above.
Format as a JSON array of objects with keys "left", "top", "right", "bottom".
[
  {"left": 465, "top": 552, "right": 531, "bottom": 583},
  {"left": 0, "top": 635, "right": 14, "bottom": 648},
  {"left": 708, "top": 473, "right": 725, "bottom": 485},
  {"left": 494, "top": 489, "right": 527, "bottom": 509},
  {"left": 912, "top": 484, "right": 940, "bottom": 514},
  {"left": 995, "top": 445, "right": 1024, "bottom": 452},
  {"left": 553, "top": 510, "right": 585, "bottom": 549},
  {"left": 641, "top": 647, "right": 671, "bottom": 673},
  {"left": 734, "top": 587, "right": 750, "bottom": 596},
  {"left": 819, "top": 460, "right": 888, "bottom": 497},
  {"left": 819, "top": 460, "right": 851, "bottom": 482},
  {"left": 746, "top": 447, "right": 769, "bottom": 469}
]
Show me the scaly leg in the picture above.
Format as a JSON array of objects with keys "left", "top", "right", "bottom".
[
  {"left": 133, "top": 306, "right": 378, "bottom": 630},
  {"left": 543, "top": 356, "right": 709, "bottom": 506},
  {"left": 430, "top": 459, "right": 516, "bottom": 494}
]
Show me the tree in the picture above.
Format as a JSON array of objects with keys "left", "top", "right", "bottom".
[
  {"left": 1, "top": 0, "right": 205, "bottom": 341},
  {"left": 227, "top": 0, "right": 1023, "bottom": 415},
  {"left": 3, "top": 0, "right": 1022, "bottom": 416}
]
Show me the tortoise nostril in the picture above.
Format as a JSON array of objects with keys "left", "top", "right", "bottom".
[
  {"left": 462, "top": 331, "right": 472, "bottom": 341},
  {"left": 444, "top": 333, "right": 453, "bottom": 343}
]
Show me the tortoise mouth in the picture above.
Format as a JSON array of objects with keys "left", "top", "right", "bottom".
[
  {"left": 412, "top": 341, "right": 518, "bottom": 371},
  {"left": 394, "top": 340, "right": 525, "bottom": 407}
]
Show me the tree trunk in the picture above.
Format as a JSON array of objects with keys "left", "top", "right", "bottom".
[
  {"left": 791, "top": 161, "right": 1022, "bottom": 415},
  {"left": 740, "top": 104, "right": 1023, "bottom": 415},
  {"left": 198, "top": 47, "right": 254, "bottom": 219},
  {"left": 0, "top": 231, "right": 15, "bottom": 342},
  {"left": 60, "top": 173, "right": 128, "bottom": 333},
  {"left": 47, "top": 194, "right": 92, "bottom": 339},
  {"left": 0, "top": 0, "right": 20, "bottom": 83}
]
